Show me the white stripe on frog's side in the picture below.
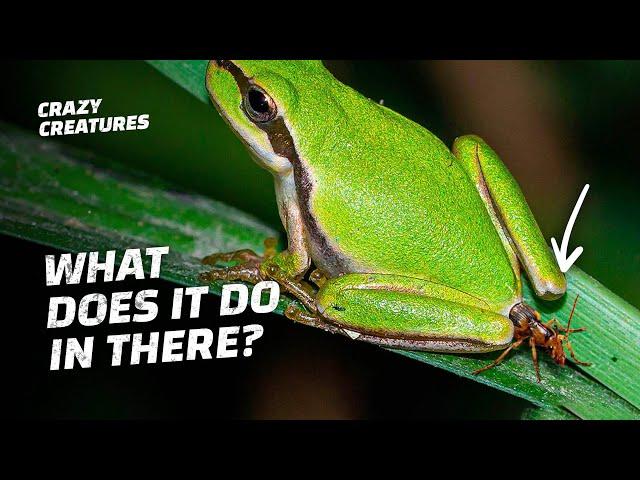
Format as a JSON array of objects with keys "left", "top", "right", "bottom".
[
  {"left": 273, "top": 171, "right": 310, "bottom": 273},
  {"left": 355, "top": 334, "right": 510, "bottom": 353}
]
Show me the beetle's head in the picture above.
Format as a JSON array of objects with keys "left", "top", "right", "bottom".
[{"left": 548, "top": 333, "right": 567, "bottom": 365}]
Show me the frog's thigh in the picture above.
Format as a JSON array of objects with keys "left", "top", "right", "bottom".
[
  {"left": 452, "top": 135, "right": 566, "bottom": 300},
  {"left": 316, "top": 273, "right": 514, "bottom": 353}
]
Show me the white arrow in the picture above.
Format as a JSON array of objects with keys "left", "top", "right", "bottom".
[{"left": 551, "top": 184, "right": 590, "bottom": 273}]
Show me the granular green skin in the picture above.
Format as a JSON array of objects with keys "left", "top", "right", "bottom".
[
  {"left": 222, "top": 61, "right": 518, "bottom": 310},
  {"left": 206, "top": 60, "right": 567, "bottom": 349}
]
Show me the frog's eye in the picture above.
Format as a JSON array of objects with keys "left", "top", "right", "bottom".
[{"left": 243, "top": 85, "right": 277, "bottom": 123}]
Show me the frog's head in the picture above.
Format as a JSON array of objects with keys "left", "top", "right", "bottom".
[{"left": 205, "top": 60, "right": 331, "bottom": 175}]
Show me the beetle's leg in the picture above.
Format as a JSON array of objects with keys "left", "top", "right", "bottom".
[
  {"left": 553, "top": 319, "right": 587, "bottom": 334},
  {"left": 473, "top": 338, "right": 525, "bottom": 376},
  {"left": 564, "top": 338, "right": 592, "bottom": 366},
  {"left": 565, "top": 327, "right": 587, "bottom": 333},
  {"left": 452, "top": 135, "right": 566, "bottom": 300},
  {"left": 558, "top": 324, "right": 587, "bottom": 333},
  {"left": 545, "top": 317, "right": 587, "bottom": 334},
  {"left": 529, "top": 337, "right": 542, "bottom": 382}
]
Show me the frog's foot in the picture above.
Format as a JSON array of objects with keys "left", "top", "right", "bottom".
[
  {"left": 261, "top": 262, "right": 318, "bottom": 314},
  {"left": 201, "top": 237, "right": 278, "bottom": 266},
  {"left": 284, "top": 304, "right": 342, "bottom": 335},
  {"left": 202, "top": 249, "right": 261, "bottom": 267},
  {"left": 200, "top": 239, "right": 320, "bottom": 316},
  {"left": 199, "top": 260, "right": 264, "bottom": 285},
  {"left": 199, "top": 238, "right": 278, "bottom": 284}
]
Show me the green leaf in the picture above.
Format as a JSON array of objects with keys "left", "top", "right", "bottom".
[
  {"left": 1, "top": 121, "right": 638, "bottom": 420},
  {"left": 148, "top": 60, "right": 640, "bottom": 417},
  {"left": 521, "top": 406, "right": 578, "bottom": 420},
  {"left": 148, "top": 60, "right": 210, "bottom": 103}
]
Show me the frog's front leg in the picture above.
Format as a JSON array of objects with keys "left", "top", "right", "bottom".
[
  {"left": 309, "top": 273, "right": 514, "bottom": 352},
  {"left": 200, "top": 171, "right": 315, "bottom": 309},
  {"left": 200, "top": 239, "right": 317, "bottom": 312},
  {"left": 200, "top": 237, "right": 277, "bottom": 285},
  {"left": 452, "top": 135, "right": 566, "bottom": 300}
]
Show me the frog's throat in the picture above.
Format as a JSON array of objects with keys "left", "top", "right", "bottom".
[{"left": 214, "top": 60, "right": 356, "bottom": 275}]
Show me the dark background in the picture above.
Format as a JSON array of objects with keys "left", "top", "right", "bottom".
[{"left": 1, "top": 60, "right": 639, "bottom": 419}]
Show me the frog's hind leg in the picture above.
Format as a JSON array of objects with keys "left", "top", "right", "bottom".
[
  {"left": 314, "top": 273, "right": 514, "bottom": 353},
  {"left": 452, "top": 135, "right": 566, "bottom": 300},
  {"left": 284, "top": 303, "right": 344, "bottom": 335}
]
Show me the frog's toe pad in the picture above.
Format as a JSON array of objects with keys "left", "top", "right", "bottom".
[
  {"left": 199, "top": 263, "right": 263, "bottom": 285},
  {"left": 201, "top": 248, "right": 262, "bottom": 267}
]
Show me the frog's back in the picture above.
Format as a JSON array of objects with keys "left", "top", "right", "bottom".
[{"left": 299, "top": 86, "right": 520, "bottom": 312}]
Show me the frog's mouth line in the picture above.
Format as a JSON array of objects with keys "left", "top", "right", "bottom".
[{"left": 209, "top": 60, "right": 354, "bottom": 275}]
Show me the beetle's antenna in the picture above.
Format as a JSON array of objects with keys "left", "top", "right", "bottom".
[
  {"left": 563, "top": 294, "right": 591, "bottom": 366},
  {"left": 566, "top": 294, "right": 580, "bottom": 339}
]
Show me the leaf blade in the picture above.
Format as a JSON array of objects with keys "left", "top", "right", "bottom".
[
  {"left": 147, "top": 59, "right": 640, "bottom": 414},
  {"left": 147, "top": 60, "right": 209, "bottom": 103},
  {"left": 1, "top": 122, "right": 638, "bottom": 419}
]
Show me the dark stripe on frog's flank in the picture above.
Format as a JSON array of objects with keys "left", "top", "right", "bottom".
[{"left": 213, "top": 60, "right": 352, "bottom": 274}]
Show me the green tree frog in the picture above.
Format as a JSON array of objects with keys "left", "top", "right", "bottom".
[{"left": 201, "top": 60, "right": 587, "bottom": 379}]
